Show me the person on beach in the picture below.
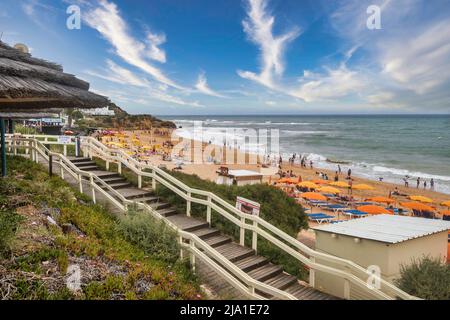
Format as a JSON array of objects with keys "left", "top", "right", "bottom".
[
  {"left": 416, "top": 177, "right": 420, "bottom": 188},
  {"left": 347, "top": 168, "right": 352, "bottom": 179},
  {"left": 338, "top": 165, "right": 341, "bottom": 175},
  {"left": 334, "top": 172, "right": 339, "bottom": 182},
  {"left": 430, "top": 178, "right": 435, "bottom": 190},
  {"left": 310, "top": 160, "right": 313, "bottom": 169},
  {"left": 348, "top": 179, "right": 353, "bottom": 194},
  {"left": 423, "top": 180, "right": 427, "bottom": 189}
]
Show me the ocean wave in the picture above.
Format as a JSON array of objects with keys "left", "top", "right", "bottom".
[{"left": 372, "top": 166, "right": 450, "bottom": 181}]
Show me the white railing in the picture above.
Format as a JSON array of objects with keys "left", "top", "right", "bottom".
[
  {"left": 6, "top": 134, "right": 419, "bottom": 300},
  {"left": 5, "top": 136, "right": 297, "bottom": 300},
  {"left": 80, "top": 136, "right": 419, "bottom": 300}
]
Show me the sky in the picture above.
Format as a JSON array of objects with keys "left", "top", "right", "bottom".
[{"left": 0, "top": 0, "right": 450, "bottom": 115}]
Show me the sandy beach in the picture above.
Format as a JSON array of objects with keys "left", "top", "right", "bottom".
[{"left": 100, "top": 128, "right": 450, "bottom": 234}]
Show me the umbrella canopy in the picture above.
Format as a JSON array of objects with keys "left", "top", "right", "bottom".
[
  {"left": 297, "top": 181, "right": 318, "bottom": 189},
  {"left": 400, "top": 202, "right": 434, "bottom": 212},
  {"left": 312, "top": 179, "right": 329, "bottom": 185},
  {"left": 357, "top": 205, "right": 391, "bottom": 215},
  {"left": 441, "top": 210, "right": 450, "bottom": 216},
  {"left": 318, "top": 186, "right": 340, "bottom": 194},
  {"left": 408, "top": 195, "right": 433, "bottom": 203},
  {"left": 441, "top": 201, "right": 450, "bottom": 207},
  {"left": 300, "top": 192, "right": 327, "bottom": 201},
  {"left": 329, "top": 181, "right": 350, "bottom": 188},
  {"left": 353, "top": 184, "right": 375, "bottom": 190},
  {"left": 277, "top": 177, "right": 299, "bottom": 184},
  {"left": 366, "top": 196, "right": 396, "bottom": 204}
]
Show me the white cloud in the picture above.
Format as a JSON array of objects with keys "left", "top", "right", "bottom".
[
  {"left": 380, "top": 20, "right": 450, "bottom": 95},
  {"left": 237, "top": 0, "right": 300, "bottom": 89},
  {"left": 83, "top": 0, "right": 183, "bottom": 90},
  {"left": 291, "top": 65, "right": 365, "bottom": 102},
  {"left": 85, "top": 59, "right": 150, "bottom": 87},
  {"left": 195, "top": 72, "right": 226, "bottom": 98},
  {"left": 145, "top": 32, "right": 166, "bottom": 63}
]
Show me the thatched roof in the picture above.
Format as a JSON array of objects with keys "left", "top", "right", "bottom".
[{"left": 0, "top": 41, "right": 109, "bottom": 112}]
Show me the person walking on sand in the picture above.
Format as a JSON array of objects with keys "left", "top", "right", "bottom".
[
  {"left": 338, "top": 165, "right": 341, "bottom": 175},
  {"left": 310, "top": 160, "right": 313, "bottom": 169},
  {"left": 430, "top": 178, "right": 435, "bottom": 190},
  {"left": 416, "top": 177, "right": 420, "bottom": 188},
  {"left": 423, "top": 180, "right": 427, "bottom": 189},
  {"left": 334, "top": 171, "right": 339, "bottom": 182},
  {"left": 347, "top": 168, "right": 352, "bottom": 179},
  {"left": 348, "top": 179, "right": 353, "bottom": 195}
]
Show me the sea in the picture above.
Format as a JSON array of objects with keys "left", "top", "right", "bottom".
[{"left": 159, "top": 115, "right": 450, "bottom": 195}]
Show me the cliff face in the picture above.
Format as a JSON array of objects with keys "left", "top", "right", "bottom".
[{"left": 78, "top": 103, "right": 176, "bottom": 129}]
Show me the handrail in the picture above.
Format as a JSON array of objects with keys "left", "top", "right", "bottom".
[
  {"left": 6, "top": 136, "right": 296, "bottom": 300},
  {"left": 81, "top": 136, "right": 419, "bottom": 300}
]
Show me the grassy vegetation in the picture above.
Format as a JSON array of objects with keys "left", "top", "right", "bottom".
[
  {"left": 0, "top": 155, "right": 202, "bottom": 300},
  {"left": 396, "top": 256, "right": 450, "bottom": 300},
  {"left": 154, "top": 170, "right": 309, "bottom": 279}
]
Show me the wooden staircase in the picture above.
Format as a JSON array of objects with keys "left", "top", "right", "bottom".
[{"left": 69, "top": 157, "right": 335, "bottom": 300}]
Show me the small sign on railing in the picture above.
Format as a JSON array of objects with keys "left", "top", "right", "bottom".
[
  {"left": 236, "top": 196, "right": 260, "bottom": 216},
  {"left": 58, "top": 136, "right": 72, "bottom": 144}
]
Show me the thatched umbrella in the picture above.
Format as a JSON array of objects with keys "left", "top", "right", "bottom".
[{"left": 0, "top": 41, "right": 110, "bottom": 176}]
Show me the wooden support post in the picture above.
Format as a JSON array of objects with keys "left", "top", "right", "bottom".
[
  {"left": 138, "top": 174, "right": 142, "bottom": 188},
  {"left": 240, "top": 216, "right": 245, "bottom": 246},
  {"left": 90, "top": 176, "right": 96, "bottom": 204},
  {"left": 63, "top": 144, "right": 67, "bottom": 156},
  {"left": 106, "top": 161, "right": 110, "bottom": 171},
  {"left": 78, "top": 174, "right": 83, "bottom": 193},
  {"left": 118, "top": 162, "right": 122, "bottom": 174},
  {"left": 0, "top": 118, "right": 5, "bottom": 177},
  {"left": 190, "top": 240, "right": 196, "bottom": 273},
  {"left": 48, "top": 154, "right": 53, "bottom": 176},
  {"left": 179, "top": 236, "right": 184, "bottom": 260},
  {"left": 60, "top": 159, "right": 64, "bottom": 179},
  {"left": 152, "top": 169, "right": 156, "bottom": 190}
]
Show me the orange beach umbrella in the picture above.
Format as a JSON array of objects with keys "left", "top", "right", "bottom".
[
  {"left": 298, "top": 181, "right": 318, "bottom": 189},
  {"left": 357, "top": 205, "right": 391, "bottom": 215},
  {"left": 400, "top": 202, "right": 434, "bottom": 212},
  {"left": 299, "top": 192, "right": 327, "bottom": 201},
  {"left": 441, "top": 201, "right": 450, "bottom": 207},
  {"left": 366, "top": 196, "right": 396, "bottom": 204},
  {"left": 312, "top": 179, "right": 329, "bottom": 185},
  {"left": 353, "top": 184, "right": 375, "bottom": 191},
  {"left": 441, "top": 210, "right": 450, "bottom": 216}
]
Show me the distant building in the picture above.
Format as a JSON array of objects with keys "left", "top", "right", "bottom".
[
  {"left": 216, "top": 167, "right": 263, "bottom": 186},
  {"left": 81, "top": 107, "right": 115, "bottom": 116}
]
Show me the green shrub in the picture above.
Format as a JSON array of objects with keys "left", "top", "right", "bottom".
[
  {"left": 154, "top": 171, "right": 308, "bottom": 278},
  {"left": 0, "top": 209, "right": 23, "bottom": 257},
  {"left": 118, "top": 210, "right": 180, "bottom": 264},
  {"left": 396, "top": 256, "right": 450, "bottom": 300}
]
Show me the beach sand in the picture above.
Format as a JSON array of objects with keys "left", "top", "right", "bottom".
[{"left": 100, "top": 128, "right": 450, "bottom": 245}]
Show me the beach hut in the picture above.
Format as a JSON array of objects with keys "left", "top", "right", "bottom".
[
  {"left": 0, "top": 41, "right": 109, "bottom": 176},
  {"left": 313, "top": 215, "right": 450, "bottom": 299}
]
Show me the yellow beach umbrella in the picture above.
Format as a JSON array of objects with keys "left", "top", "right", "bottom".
[
  {"left": 298, "top": 181, "right": 318, "bottom": 189},
  {"left": 318, "top": 186, "right": 340, "bottom": 194},
  {"left": 353, "top": 184, "right": 374, "bottom": 191},
  {"left": 330, "top": 181, "right": 350, "bottom": 188},
  {"left": 312, "top": 179, "right": 329, "bottom": 185},
  {"left": 441, "top": 201, "right": 450, "bottom": 207},
  {"left": 400, "top": 202, "right": 434, "bottom": 212},
  {"left": 409, "top": 195, "right": 433, "bottom": 203}
]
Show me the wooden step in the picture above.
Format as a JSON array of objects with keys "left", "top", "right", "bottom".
[
  {"left": 191, "top": 227, "right": 220, "bottom": 239},
  {"left": 78, "top": 165, "right": 99, "bottom": 171},
  {"left": 68, "top": 157, "right": 91, "bottom": 163},
  {"left": 87, "top": 170, "right": 121, "bottom": 179},
  {"left": 116, "top": 188, "right": 154, "bottom": 200},
  {"left": 263, "top": 273, "right": 297, "bottom": 290},
  {"left": 102, "top": 176, "right": 128, "bottom": 184},
  {"left": 234, "top": 255, "right": 268, "bottom": 272},
  {"left": 285, "top": 283, "right": 333, "bottom": 300},
  {"left": 205, "top": 235, "right": 232, "bottom": 248},
  {"left": 74, "top": 161, "right": 97, "bottom": 167},
  {"left": 215, "top": 243, "right": 255, "bottom": 262},
  {"left": 105, "top": 182, "right": 132, "bottom": 189},
  {"left": 156, "top": 207, "right": 178, "bottom": 217},
  {"left": 247, "top": 263, "right": 283, "bottom": 282},
  {"left": 166, "top": 214, "right": 210, "bottom": 232},
  {"left": 148, "top": 202, "right": 171, "bottom": 210}
]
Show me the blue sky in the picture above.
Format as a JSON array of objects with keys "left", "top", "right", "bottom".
[{"left": 0, "top": 0, "right": 449, "bottom": 115}]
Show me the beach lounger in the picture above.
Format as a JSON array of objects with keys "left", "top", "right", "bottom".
[
  {"left": 308, "top": 200, "right": 329, "bottom": 207},
  {"left": 343, "top": 210, "right": 368, "bottom": 218},
  {"left": 354, "top": 202, "right": 372, "bottom": 206},
  {"left": 319, "top": 204, "right": 348, "bottom": 212},
  {"left": 307, "top": 213, "right": 335, "bottom": 224}
]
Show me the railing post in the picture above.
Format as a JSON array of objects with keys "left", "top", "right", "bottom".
[
  {"left": 90, "top": 175, "right": 96, "bottom": 204},
  {"left": 206, "top": 196, "right": 211, "bottom": 226},
  {"left": 309, "top": 257, "right": 316, "bottom": 288},
  {"left": 118, "top": 161, "right": 122, "bottom": 174},
  {"left": 78, "top": 174, "right": 83, "bottom": 193},
  {"left": 63, "top": 144, "right": 67, "bottom": 156},
  {"left": 240, "top": 217, "right": 245, "bottom": 246},
  {"left": 252, "top": 220, "right": 258, "bottom": 253},
  {"left": 48, "top": 154, "right": 53, "bottom": 176},
  {"left": 106, "top": 161, "right": 110, "bottom": 171},
  {"left": 152, "top": 169, "right": 156, "bottom": 190},
  {"left": 190, "top": 240, "right": 196, "bottom": 273},
  {"left": 138, "top": 174, "right": 142, "bottom": 189},
  {"left": 344, "top": 279, "right": 350, "bottom": 300},
  {"left": 60, "top": 159, "right": 64, "bottom": 179},
  {"left": 186, "top": 192, "right": 191, "bottom": 217}
]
